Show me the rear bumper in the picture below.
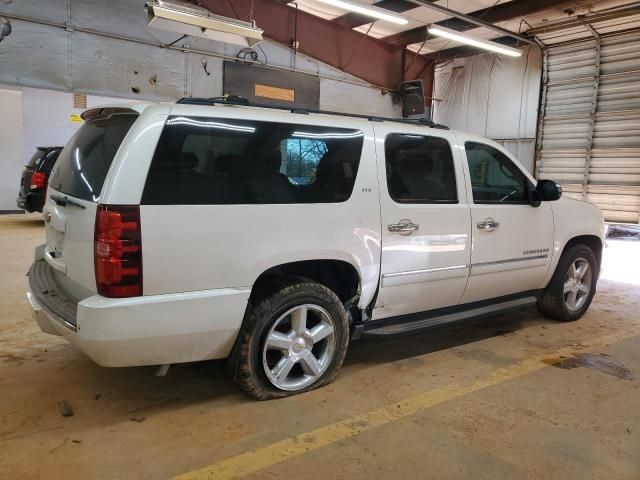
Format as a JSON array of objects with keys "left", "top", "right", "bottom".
[
  {"left": 27, "top": 260, "right": 251, "bottom": 367},
  {"left": 16, "top": 191, "right": 45, "bottom": 212}
]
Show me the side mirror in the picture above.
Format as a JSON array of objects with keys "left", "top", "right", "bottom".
[{"left": 536, "top": 179, "right": 562, "bottom": 201}]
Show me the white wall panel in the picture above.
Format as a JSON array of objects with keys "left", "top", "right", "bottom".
[
  {"left": 0, "top": 88, "right": 23, "bottom": 212},
  {"left": 71, "top": 32, "right": 187, "bottom": 100},
  {"left": 0, "top": 0, "right": 396, "bottom": 115},
  {"left": 21, "top": 88, "right": 78, "bottom": 166},
  {"left": 0, "top": 0, "right": 67, "bottom": 24},
  {"left": 433, "top": 45, "right": 542, "bottom": 171},
  {"left": 320, "top": 78, "right": 400, "bottom": 115},
  {"left": 0, "top": 21, "right": 70, "bottom": 90}
]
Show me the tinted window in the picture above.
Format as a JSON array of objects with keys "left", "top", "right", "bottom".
[
  {"left": 142, "top": 116, "right": 364, "bottom": 205},
  {"left": 26, "top": 149, "right": 46, "bottom": 169},
  {"left": 464, "top": 142, "right": 528, "bottom": 204},
  {"left": 49, "top": 112, "right": 138, "bottom": 201},
  {"left": 39, "top": 149, "right": 62, "bottom": 174},
  {"left": 385, "top": 134, "right": 457, "bottom": 203}
]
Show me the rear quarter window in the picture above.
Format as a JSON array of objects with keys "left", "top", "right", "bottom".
[
  {"left": 141, "top": 116, "right": 364, "bottom": 205},
  {"left": 49, "top": 111, "right": 138, "bottom": 201}
]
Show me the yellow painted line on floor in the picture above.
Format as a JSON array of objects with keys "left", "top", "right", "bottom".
[{"left": 175, "top": 328, "right": 638, "bottom": 480}]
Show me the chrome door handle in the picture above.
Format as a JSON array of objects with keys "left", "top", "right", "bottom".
[
  {"left": 477, "top": 217, "right": 500, "bottom": 232},
  {"left": 388, "top": 219, "right": 419, "bottom": 234}
]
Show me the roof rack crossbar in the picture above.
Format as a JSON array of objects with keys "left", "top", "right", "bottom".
[{"left": 175, "top": 96, "right": 449, "bottom": 130}]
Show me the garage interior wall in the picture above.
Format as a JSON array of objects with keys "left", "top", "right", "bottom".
[
  {"left": 0, "top": 0, "right": 399, "bottom": 212},
  {"left": 0, "top": 87, "right": 23, "bottom": 213},
  {"left": 536, "top": 29, "right": 640, "bottom": 224},
  {"left": 432, "top": 45, "right": 542, "bottom": 173}
]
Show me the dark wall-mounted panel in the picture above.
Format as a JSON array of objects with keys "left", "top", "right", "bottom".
[{"left": 223, "top": 61, "right": 320, "bottom": 109}]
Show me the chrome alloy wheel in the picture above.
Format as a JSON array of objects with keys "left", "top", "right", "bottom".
[
  {"left": 564, "top": 257, "right": 593, "bottom": 311},
  {"left": 262, "top": 304, "right": 336, "bottom": 392}
]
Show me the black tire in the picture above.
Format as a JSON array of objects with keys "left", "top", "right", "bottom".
[
  {"left": 230, "top": 279, "right": 349, "bottom": 400},
  {"left": 538, "top": 244, "right": 598, "bottom": 322}
]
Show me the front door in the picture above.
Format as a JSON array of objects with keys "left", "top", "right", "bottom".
[
  {"left": 373, "top": 125, "right": 471, "bottom": 320},
  {"left": 459, "top": 139, "right": 554, "bottom": 304}
]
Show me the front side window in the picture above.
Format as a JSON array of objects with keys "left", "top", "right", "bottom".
[
  {"left": 464, "top": 142, "right": 528, "bottom": 204},
  {"left": 141, "top": 116, "right": 364, "bottom": 205},
  {"left": 385, "top": 134, "right": 457, "bottom": 204}
]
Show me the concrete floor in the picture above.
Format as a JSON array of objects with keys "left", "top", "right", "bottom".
[{"left": 1, "top": 214, "right": 639, "bottom": 480}]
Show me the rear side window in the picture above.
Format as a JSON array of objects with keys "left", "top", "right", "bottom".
[
  {"left": 385, "top": 134, "right": 457, "bottom": 203},
  {"left": 141, "top": 116, "right": 364, "bottom": 205},
  {"left": 49, "top": 111, "right": 138, "bottom": 201}
]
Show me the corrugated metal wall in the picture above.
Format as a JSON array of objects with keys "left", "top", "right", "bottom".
[{"left": 536, "top": 29, "right": 640, "bottom": 224}]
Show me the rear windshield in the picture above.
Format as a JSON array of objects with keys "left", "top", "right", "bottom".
[
  {"left": 141, "top": 116, "right": 364, "bottom": 205},
  {"left": 49, "top": 111, "right": 138, "bottom": 201},
  {"left": 39, "top": 149, "right": 62, "bottom": 174},
  {"left": 26, "top": 150, "right": 46, "bottom": 169}
]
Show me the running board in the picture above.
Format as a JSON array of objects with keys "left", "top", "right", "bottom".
[{"left": 363, "top": 296, "right": 537, "bottom": 336}]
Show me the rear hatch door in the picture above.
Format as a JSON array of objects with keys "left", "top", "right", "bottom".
[
  {"left": 19, "top": 148, "right": 47, "bottom": 198},
  {"left": 43, "top": 108, "right": 139, "bottom": 300}
]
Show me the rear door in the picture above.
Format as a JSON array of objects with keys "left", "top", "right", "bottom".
[
  {"left": 373, "top": 123, "right": 471, "bottom": 320},
  {"left": 42, "top": 109, "right": 139, "bottom": 299}
]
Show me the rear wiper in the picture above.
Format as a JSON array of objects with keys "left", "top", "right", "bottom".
[{"left": 50, "top": 194, "right": 86, "bottom": 210}]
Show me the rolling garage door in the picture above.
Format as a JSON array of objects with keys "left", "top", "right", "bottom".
[{"left": 536, "top": 29, "right": 640, "bottom": 223}]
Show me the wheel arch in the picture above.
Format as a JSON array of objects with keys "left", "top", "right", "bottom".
[
  {"left": 561, "top": 235, "right": 603, "bottom": 278},
  {"left": 249, "top": 259, "right": 362, "bottom": 306}
]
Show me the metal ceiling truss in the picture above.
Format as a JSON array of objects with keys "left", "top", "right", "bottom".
[
  {"left": 412, "top": 0, "right": 578, "bottom": 59},
  {"left": 333, "top": 0, "right": 417, "bottom": 28},
  {"left": 196, "top": 0, "right": 435, "bottom": 97},
  {"left": 188, "top": 0, "right": 640, "bottom": 117},
  {"left": 527, "top": 3, "right": 640, "bottom": 36},
  {"left": 401, "top": 0, "right": 536, "bottom": 45}
]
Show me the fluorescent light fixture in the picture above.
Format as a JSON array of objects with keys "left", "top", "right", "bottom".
[
  {"left": 428, "top": 25, "right": 522, "bottom": 57},
  {"left": 314, "top": 0, "right": 408, "bottom": 25},
  {"left": 146, "top": 0, "right": 263, "bottom": 47}
]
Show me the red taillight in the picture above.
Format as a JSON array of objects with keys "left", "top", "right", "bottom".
[
  {"left": 94, "top": 205, "right": 142, "bottom": 298},
  {"left": 30, "top": 172, "right": 46, "bottom": 190}
]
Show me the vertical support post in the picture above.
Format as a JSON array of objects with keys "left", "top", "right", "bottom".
[
  {"left": 534, "top": 47, "right": 549, "bottom": 180},
  {"left": 583, "top": 25, "right": 601, "bottom": 200}
]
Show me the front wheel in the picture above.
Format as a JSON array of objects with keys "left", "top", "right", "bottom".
[
  {"left": 538, "top": 244, "right": 598, "bottom": 322},
  {"left": 231, "top": 280, "right": 349, "bottom": 400}
]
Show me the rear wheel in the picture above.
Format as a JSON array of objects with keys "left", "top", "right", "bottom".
[
  {"left": 231, "top": 280, "right": 349, "bottom": 400},
  {"left": 538, "top": 244, "right": 598, "bottom": 322}
]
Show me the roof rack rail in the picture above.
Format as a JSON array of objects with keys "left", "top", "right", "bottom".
[{"left": 176, "top": 96, "right": 449, "bottom": 130}]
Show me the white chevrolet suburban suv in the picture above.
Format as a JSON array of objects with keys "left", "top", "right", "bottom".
[{"left": 27, "top": 98, "right": 604, "bottom": 399}]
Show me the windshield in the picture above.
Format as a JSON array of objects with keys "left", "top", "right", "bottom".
[{"left": 49, "top": 111, "right": 138, "bottom": 201}]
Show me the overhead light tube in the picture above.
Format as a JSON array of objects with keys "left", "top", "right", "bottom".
[
  {"left": 315, "top": 0, "right": 409, "bottom": 25},
  {"left": 428, "top": 25, "right": 522, "bottom": 57}
]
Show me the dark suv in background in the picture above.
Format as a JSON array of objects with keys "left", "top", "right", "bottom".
[{"left": 17, "top": 146, "right": 62, "bottom": 213}]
